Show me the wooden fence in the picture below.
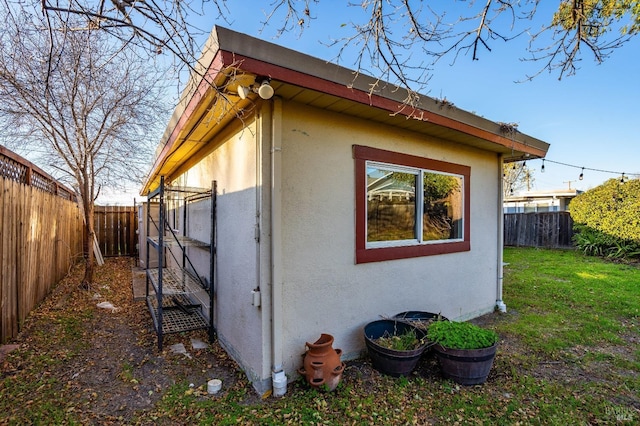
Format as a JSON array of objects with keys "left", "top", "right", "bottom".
[
  {"left": 94, "top": 205, "right": 137, "bottom": 257},
  {"left": 504, "top": 212, "right": 574, "bottom": 248},
  {"left": 0, "top": 177, "right": 83, "bottom": 343},
  {"left": 0, "top": 145, "right": 77, "bottom": 202},
  {"left": 1, "top": 146, "right": 83, "bottom": 343}
]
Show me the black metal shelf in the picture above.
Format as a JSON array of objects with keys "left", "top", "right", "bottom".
[
  {"left": 146, "top": 295, "right": 209, "bottom": 335},
  {"left": 145, "top": 176, "right": 216, "bottom": 350},
  {"left": 147, "top": 235, "right": 210, "bottom": 250},
  {"left": 146, "top": 267, "right": 205, "bottom": 295},
  {"left": 146, "top": 185, "right": 210, "bottom": 200}
]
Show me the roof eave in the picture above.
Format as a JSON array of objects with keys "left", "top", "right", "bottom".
[{"left": 141, "top": 26, "right": 550, "bottom": 195}]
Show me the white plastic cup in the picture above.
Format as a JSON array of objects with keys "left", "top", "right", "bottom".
[{"left": 207, "top": 379, "right": 222, "bottom": 394}]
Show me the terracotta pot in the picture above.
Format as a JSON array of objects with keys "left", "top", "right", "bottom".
[{"left": 298, "top": 333, "right": 345, "bottom": 391}]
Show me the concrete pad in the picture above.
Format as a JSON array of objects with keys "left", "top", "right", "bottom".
[
  {"left": 191, "top": 338, "right": 208, "bottom": 350},
  {"left": 0, "top": 344, "right": 20, "bottom": 363},
  {"left": 131, "top": 266, "right": 152, "bottom": 301}
]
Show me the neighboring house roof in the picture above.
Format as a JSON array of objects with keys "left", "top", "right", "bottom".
[
  {"left": 367, "top": 172, "right": 415, "bottom": 200},
  {"left": 142, "top": 26, "right": 550, "bottom": 194},
  {"left": 504, "top": 189, "right": 583, "bottom": 203}
]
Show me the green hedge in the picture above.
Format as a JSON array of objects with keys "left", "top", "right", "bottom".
[{"left": 570, "top": 178, "right": 640, "bottom": 243}]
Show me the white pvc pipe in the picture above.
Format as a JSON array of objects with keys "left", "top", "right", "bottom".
[
  {"left": 496, "top": 154, "right": 507, "bottom": 313},
  {"left": 270, "top": 97, "right": 287, "bottom": 395}
]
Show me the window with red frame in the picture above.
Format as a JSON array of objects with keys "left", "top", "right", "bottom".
[{"left": 354, "top": 145, "right": 470, "bottom": 263}]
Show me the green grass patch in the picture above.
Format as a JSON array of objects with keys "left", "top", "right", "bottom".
[{"left": 500, "top": 248, "right": 640, "bottom": 355}]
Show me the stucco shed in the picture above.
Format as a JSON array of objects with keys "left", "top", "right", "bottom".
[{"left": 141, "top": 26, "right": 550, "bottom": 394}]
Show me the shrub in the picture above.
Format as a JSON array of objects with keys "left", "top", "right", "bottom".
[
  {"left": 573, "top": 223, "right": 640, "bottom": 260},
  {"left": 572, "top": 224, "right": 608, "bottom": 257},
  {"left": 570, "top": 178, "right": 640, "bottom": 243},
  {"left": 570, "top": 178, "right": 640, "bottom": 260}
]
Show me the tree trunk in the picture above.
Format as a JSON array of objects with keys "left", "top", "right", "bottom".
[{"left": 82, "top": 200, "right": 95, "bottom": 287}]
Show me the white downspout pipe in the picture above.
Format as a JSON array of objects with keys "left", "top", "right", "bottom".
[
  {"left": 496, "top": 154, "right": 507, "bottom": 313},
  {"left": 270, "top": 97, "right": 287, "bottom": 395}
]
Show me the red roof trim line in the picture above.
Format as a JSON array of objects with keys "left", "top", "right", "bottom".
[
  {"left": 145, "top": 53, "right": 227, "bottom": 189},
  {"left": 222, "top": 52, "right": 546, "bottom": 158}
]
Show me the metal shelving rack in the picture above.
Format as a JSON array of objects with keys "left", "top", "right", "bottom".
[{"left": 145, "top": 176, "right": 216, "bottom": 350}]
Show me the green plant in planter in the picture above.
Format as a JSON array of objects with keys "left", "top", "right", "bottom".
[
  {"left": 375, "top": 328, "right": 424, "bottom": 351},
  {"left": 427, "top": 321, "right": 498, "bottom": 350}
]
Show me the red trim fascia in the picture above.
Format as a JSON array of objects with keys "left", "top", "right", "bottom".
[
  {"left": 353, "top": 145, "right": 471, "bottom": 264},
  {"left": 354, "top": 145, "right": 470, "bottom": 176},
  {"left": 144, "top": 53, "right": 227, "bottom": 191},
  {"left": 146, "top": 46, "right": 543, "bottom": 192},
  {"left": 223, "top": 52, "right": 546, "bottom": 158}
]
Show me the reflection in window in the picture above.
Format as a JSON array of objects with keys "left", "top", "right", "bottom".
[
  {"left": 366, "top": 163, "right": 464, "bottom": 246},
  {"left": 367, "top": 167, "right": 416, "bottom": 242},
  {"left": 422, "top": 172, "right": 463, "bottom": 241}
]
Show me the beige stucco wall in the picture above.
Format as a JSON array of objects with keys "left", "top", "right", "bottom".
[
  {"left": 277, "top": 101, "right": 500, "bottom": 375},
  {"left": 166, "top": 98, "right": 502, "bottom": 391},
  {"left": 172, "top": 121, "right": 268, "bottom": 385}
]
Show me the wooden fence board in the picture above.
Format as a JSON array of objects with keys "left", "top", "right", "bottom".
[
  {"left": 0, "top": 146, "right": 83, "bottom": 343},
  {"left": 93, "top": 205, "right": 137, "bottom": 257},
  {"left": 504, "top": 212, "right": 574, "bottom": 248},
  {"left": 0, "top": 177, "right": 83, "bottom": 343},
  {"left": 0, "top": 179, "right": 3, "bottom": 340}
]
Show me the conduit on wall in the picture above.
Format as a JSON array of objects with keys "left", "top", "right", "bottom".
[
  {"left": 270, "top": 96, "right": 287, "bottom": 396},
  {"left": 496, "top": 153, "right": 507, "bottom": 313}
]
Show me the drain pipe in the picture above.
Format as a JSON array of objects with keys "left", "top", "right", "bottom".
[
  {"left": 496, "top": 154, "right": 507, "bottom": 313},
  {"left": 270, "top": 97, "right": 287, "bottom": 396}
]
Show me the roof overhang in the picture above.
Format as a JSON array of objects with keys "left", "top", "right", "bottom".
[
  {"left": 505, "top": 189, "right": 583, "bottom": 202},
  {"left": 141, "top": 26, "right": 550, "bottom": 195}
]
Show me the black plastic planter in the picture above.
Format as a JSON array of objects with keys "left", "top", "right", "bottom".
[
  {"left": 364, "top": 319, "right": 427, "bottom": 377},
  {"left": 394, "top": 311, "right": 447, "bottom": 325}
]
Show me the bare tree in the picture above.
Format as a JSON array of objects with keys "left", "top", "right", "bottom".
[
  {"left": 0, "top": 6, "right": 167, "bottom": 286},
  {"left": 16, "top": 0, "right": 640, "bottom": 93},
  {"left": 504, "top": 161, "right": 536, "bottom": 197}
]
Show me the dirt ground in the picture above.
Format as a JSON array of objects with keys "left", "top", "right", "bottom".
[{"left": 0, "top": 257, "right": 264, "bottom": 423}]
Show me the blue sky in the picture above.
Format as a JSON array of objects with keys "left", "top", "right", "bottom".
[
  {"left": 194, "top": 1, "right": 639, "bottom": 193},
  {"left": 99, "top": 2, "right": 639, "bottom": 204}
]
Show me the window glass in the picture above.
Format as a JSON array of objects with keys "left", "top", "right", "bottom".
[
  {"left": 367, "top": 166, "right": 417, "bottom": 242},
  {"left": 365, "top": 163, "right": 464, "bottom": 246},
  {"left": 422, "top": 172, "right": 463, "bottom": 241}
]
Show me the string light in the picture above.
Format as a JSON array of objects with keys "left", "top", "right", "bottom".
[
  {"left": 541, "top": 159, "right": 545, "bottom": 173},
  {"left": 621, "top": 173, "right": 626, "bottom": 184},
  {"left": 539, "top": 158, "right": 638, "bottom": 181}
]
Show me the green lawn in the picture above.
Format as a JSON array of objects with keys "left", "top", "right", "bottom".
[
  {"left": 1, "top": 249, "right": 638, "bottom": 425},
  {"left": 500, "top": 248, "right": 639, "bottom": 354}
]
